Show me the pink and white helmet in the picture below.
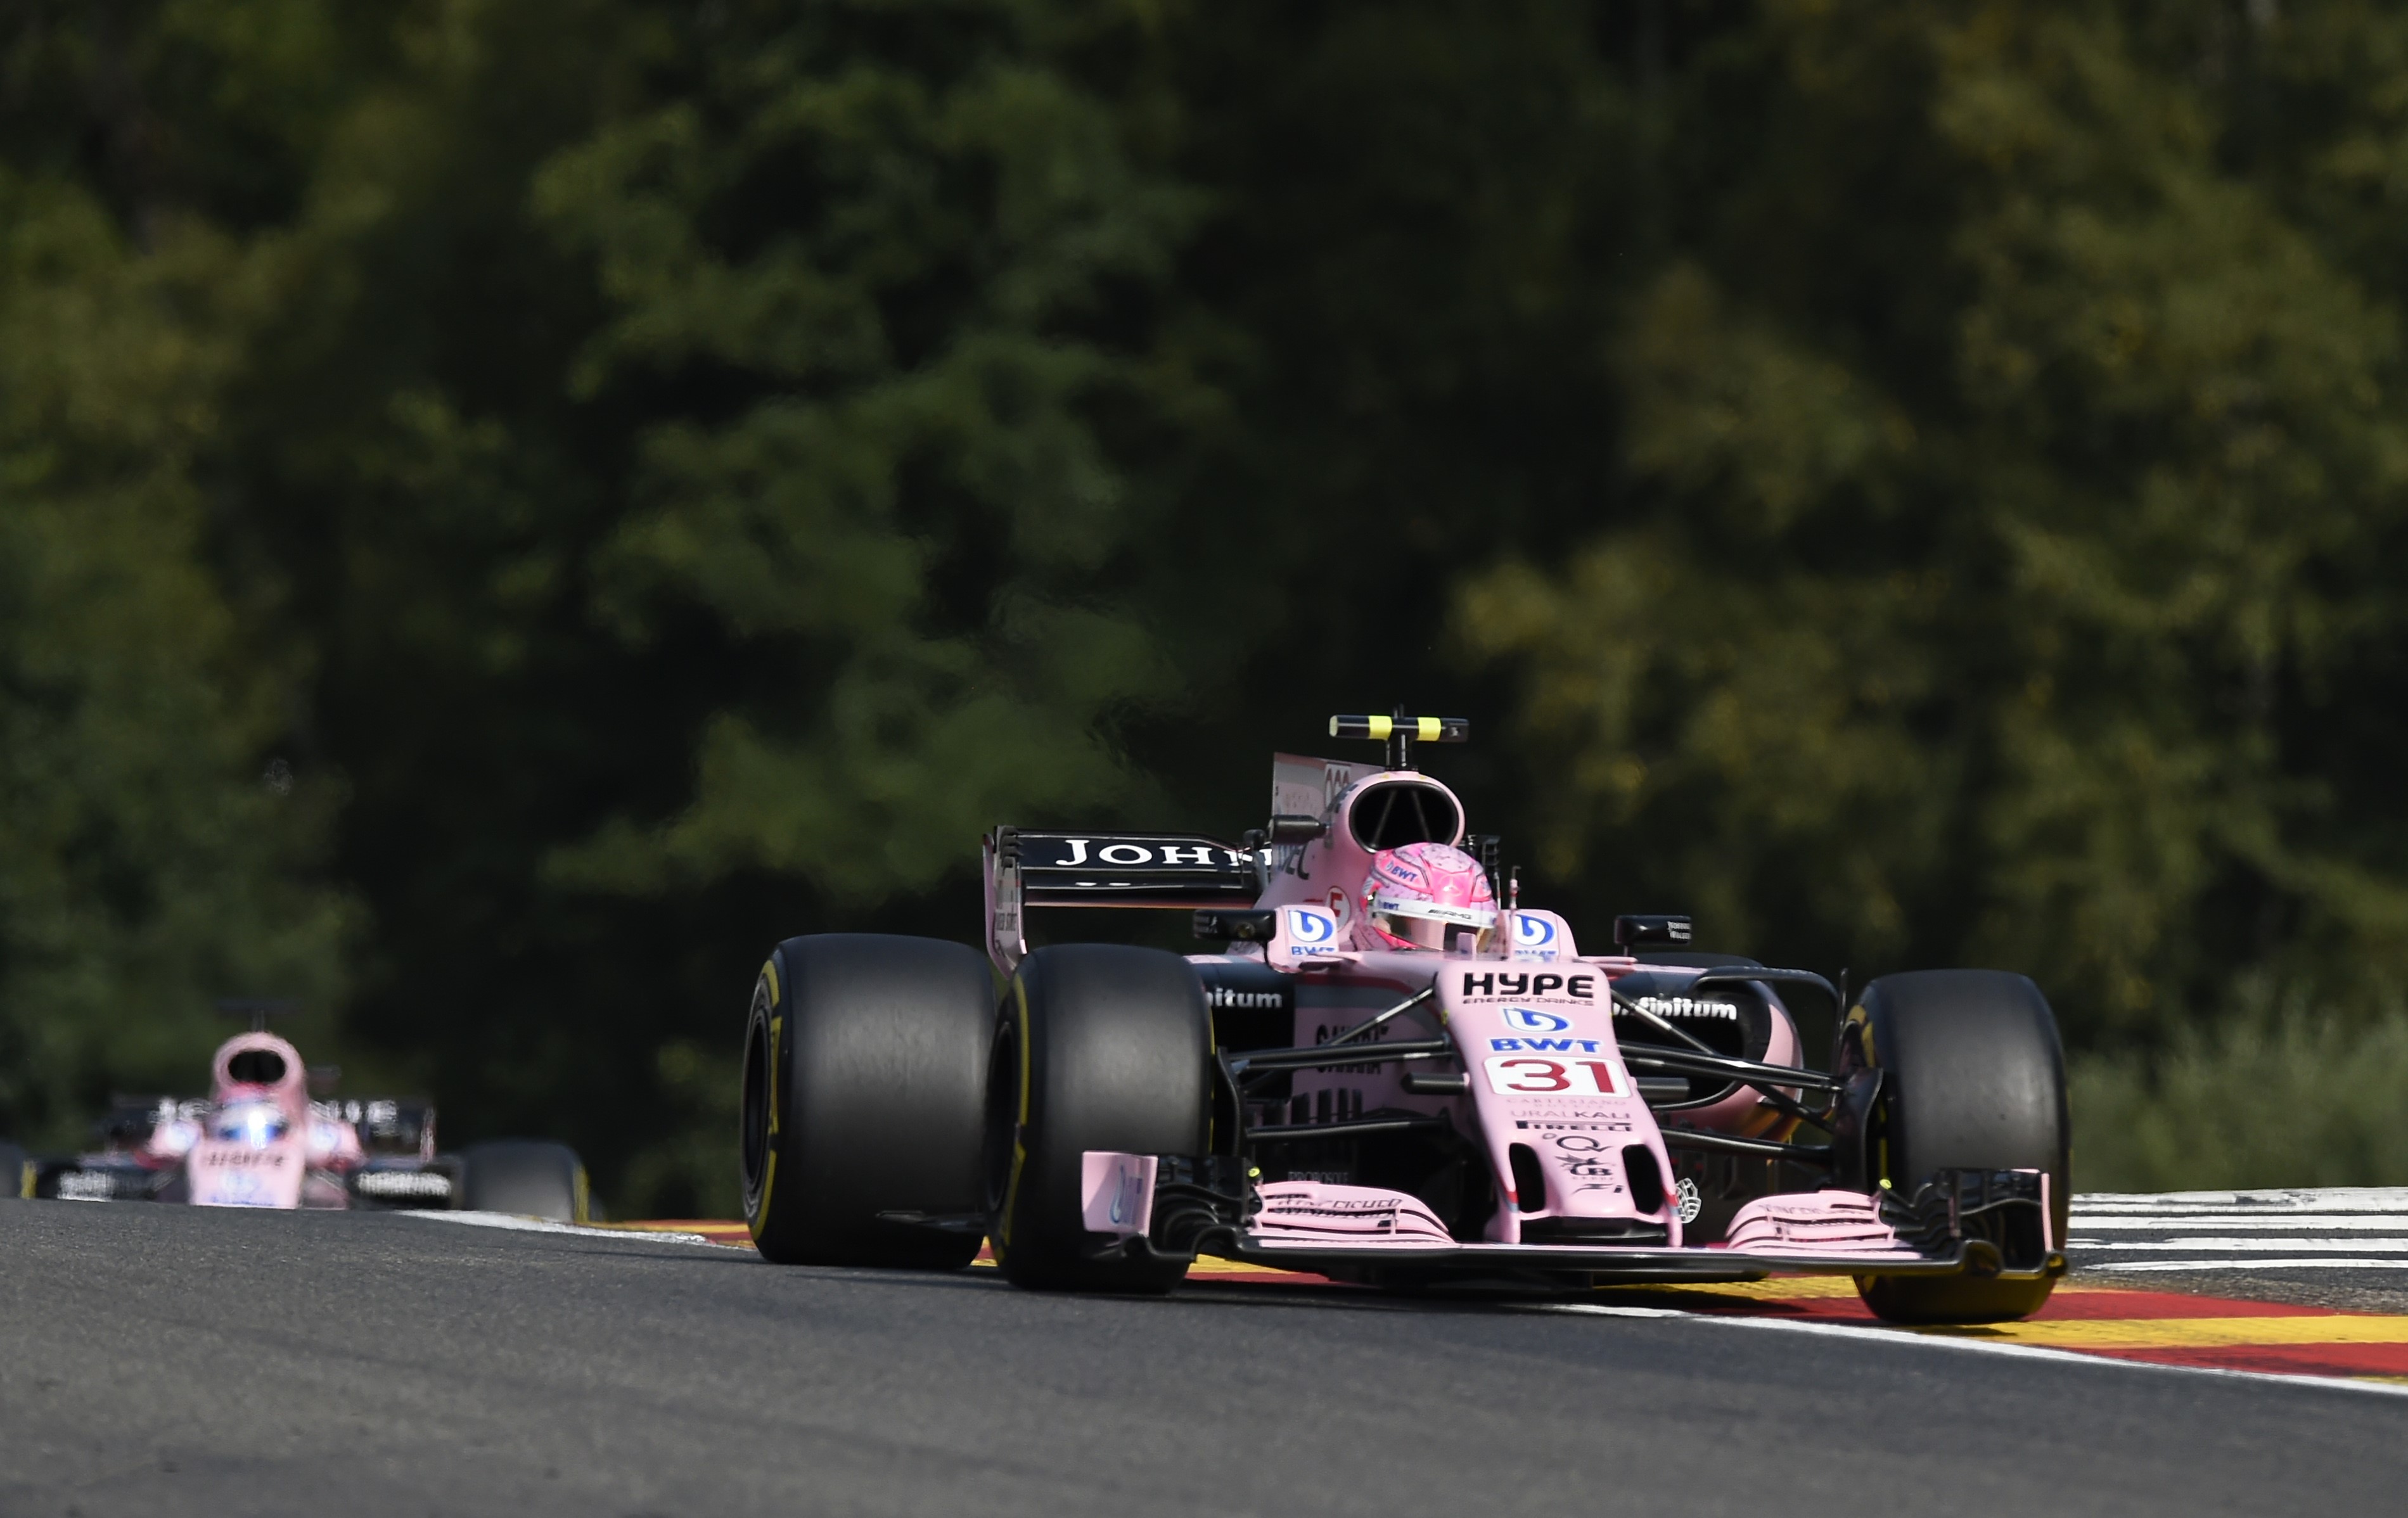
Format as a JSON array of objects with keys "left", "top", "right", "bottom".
[{"left": 1353, "top": 841, "right": 1498, "bottom": 953}]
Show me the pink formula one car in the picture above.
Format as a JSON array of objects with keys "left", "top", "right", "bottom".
[
  {"left": 19, "top": 1014, "right": 592, "bottom": 1222},
  {"left": 739, "top": 714, "right": 2069, "bottom": 1323}
]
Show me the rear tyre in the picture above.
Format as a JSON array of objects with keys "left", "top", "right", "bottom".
[
  {"left": 987, "top": 945, "right": 1212, "bottom": 1292},
  {"left": 0, "top": 1142, "right": 27, "bottom": 1199},
  {"left": 1844, "top": 970, "right": 2068, "bottom": 1324},
  {"left": 459, "top": 1140, "right": 590, "bottom": 1223},
  {"left": 741, "top": 934, "right": 992, "bottom": 1269}
]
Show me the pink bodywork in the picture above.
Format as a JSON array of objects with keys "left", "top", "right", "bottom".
[
  {"left": 141, "top": 1031, "right": 363, "bottom": 1208},
  {"left": 1058, "top": 758, "right": 2058, "bottom": 1282},
  {"left": 1449, "top": 963, "right": 1677, "bottom": 1244}
]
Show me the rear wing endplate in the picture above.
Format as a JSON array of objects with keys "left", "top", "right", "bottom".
[{"left": 985, "top": 827, "right": 1260, "bottom": 975}]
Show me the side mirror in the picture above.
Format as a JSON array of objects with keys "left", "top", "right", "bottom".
[
  {"left": 1265, "top": 814, "right": 1327, "bottom": 844},
  {"left": 1613, "top": 915, "right": 1693, "bottom": 949},
  {"left": 1194, "top": 909, "right": 1279, "bottom": 943}
]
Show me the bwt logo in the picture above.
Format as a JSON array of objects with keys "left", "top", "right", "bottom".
[
  {"left": 1511, "top": 914, "right": 1556, "bottom": 947},
  {"left": 1287, "top": 909, "right": 1338, "bottom": 945},
  {"left": 1109, "top": 1165, "right": 1144, "bottom": 1226},
  {"left": 1503, "top": 1006, "right": 1572, "bottom": 1033}
]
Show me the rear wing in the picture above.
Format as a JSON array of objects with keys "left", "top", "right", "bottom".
[{"left": 985, "top": 827, "right": 1260, "bottom": 974}]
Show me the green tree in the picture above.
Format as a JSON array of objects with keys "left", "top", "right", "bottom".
[
  {"left": 1461, "top": 2, "right": 2408, "bottom": 1045},
  {"left": 0, "top": 167, "right": 349, "bottom": 1145},
  {"left": 532, "top": 0, "right": 1196, "bottom": 904}
]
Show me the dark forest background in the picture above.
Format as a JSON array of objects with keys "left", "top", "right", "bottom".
[{"left": 10, "top": 0, "right": 2408, "bottom": 1211}]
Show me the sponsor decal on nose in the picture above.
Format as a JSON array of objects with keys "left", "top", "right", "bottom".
[
  {"left": 1634, "top": 996, "right": 1741, "bottom": 1021},
  {"left": 1459, "top": 972, "right": 1598, "bottom": 1000},
  {"left": 1288, "top": 909, "right": 1336, "bottom": 944}
]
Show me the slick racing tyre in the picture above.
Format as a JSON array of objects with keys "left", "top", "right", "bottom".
[
  {"left": 459, "top": 1140, "right": 590, "bottom": 1223},
  {"left": 0, "top": 1142, "right": 27, "bottom": 1199},
  {"left": 741, "top": 934, "right": 992, "bottom": 1269},
  {"left": 1843, "top": 970, "right": 2068, "bottom": 1324},
  {"left": 987, "top": 945, "right": 1212, "bottom": 1293}
]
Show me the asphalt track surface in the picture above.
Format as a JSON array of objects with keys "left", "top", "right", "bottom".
[{"left": 8, "top": 1199, "right": 2408, "bottom": 1518}]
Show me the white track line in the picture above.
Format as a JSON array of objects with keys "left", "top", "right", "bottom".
[
  {"left": 1535, "top": 1302, "right": 2408, "bottom": 1400},
  {"left": 407, "top": 1210, "right": 719, "bottom": 1246},
  {"left": 2071, "top": 1216, "right": 2408, "bottom": 1232},
  {"left": 2082, "top": 1258, "right": 2408, "bottom": 1272},
  {"left": 2074, "top": 1189, "right": 2408, "bottom": 1213},
  {"left": 2070, "top": 1237, "right": 2408, "bottom": 1254},
  {"left": 2067, "top": 1189, "right": 2408, "bottom": 1270},
  {"left": 400, "top": 1195, "right": 2408, "bottom": 1396},
  {"left": 2073, "top": 1206, "right": 2408, "bottom": 1216}
]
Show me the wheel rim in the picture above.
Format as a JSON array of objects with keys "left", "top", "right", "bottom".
[
  {"left": 739, "top": 978, "right": 774, "bottom": 1213},
  {"left": 982, "top": 1016, "right": 1020, "bottom": 1215}
]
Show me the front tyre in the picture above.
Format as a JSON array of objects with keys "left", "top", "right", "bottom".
[
  {"left": 1844, "top": 969, "right": 2068, "bottom": 1324},
  {"left": 987, "top": 945, "right": 1212, "bottom": 1292},
  {"left": 459, "top": 1140, "right": 591, "bottom": 1223},
  {"left": 741, "top": 934, "right": 992, "bottom": 1268}
]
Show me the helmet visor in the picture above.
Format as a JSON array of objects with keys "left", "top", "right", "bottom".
[
  {"left": 1369, "top": 910, "right": 1497, "bottom": 954},
  {"left": 210, "top": 1100, "right": 289, "bottom": 1147}
]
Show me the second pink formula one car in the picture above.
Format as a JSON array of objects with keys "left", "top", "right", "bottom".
[
  {"left": 22, "top": 1014, "right": 593, "bottom": 1223},
  {"left": 738, "top": 713, "right": 2068, "bottom": 1323}
]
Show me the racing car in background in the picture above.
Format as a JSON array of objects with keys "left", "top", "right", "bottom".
[
  {"left": 9, "top": 1011, "right": 593, "bottom": 1223},
  {"left": 738, "top": 713, "right": 2070, "bottom": 1323}
]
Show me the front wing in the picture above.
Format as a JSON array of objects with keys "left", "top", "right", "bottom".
[
  {"left": 24, "top": 1155, "right": 463, "bottom": 1209},
  {"left": 1200, "top": 1237, "right": 2061, "bottom": 1284},
  {"left": 1078, "top": 1152, "right": 2065, "bottom": 1285}
]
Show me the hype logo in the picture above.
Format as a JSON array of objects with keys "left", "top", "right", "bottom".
[
  {"left": 1502, "top": 1006, "right": 1572, "bottom": 1033},
  {"left": 1512, "top": 914, "right": 1556, "bottom": 948}
]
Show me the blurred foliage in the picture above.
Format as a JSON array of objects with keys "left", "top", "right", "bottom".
[
  {"left": 6, "top": 1, "right": 2408, "bottom": 1206},
  {"left": 2072, "top": 990, "right": 2408, "bottom": 1192},
  {"left": 528, "top": 0, "right": 1195, "bottom": 900},
  {"left": 0, "top": 165, "right": 350, "bottom": 1144},
  {"left": 1461, "top": 4, "right": 2408, "bottom": 1035}
]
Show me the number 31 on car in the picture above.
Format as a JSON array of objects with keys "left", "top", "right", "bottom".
[{"left": 1483, "top": 1056, "right": 1627, "bottom": 1096}]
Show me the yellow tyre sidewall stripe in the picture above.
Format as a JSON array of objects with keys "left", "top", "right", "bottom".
[{"left": 995, "top": 976, "right": 1034, "bottom": 1257}]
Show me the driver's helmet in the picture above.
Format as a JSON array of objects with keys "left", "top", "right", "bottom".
[{"left": 1353, "top": 841, "right": 1498, "bottom": 953}]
